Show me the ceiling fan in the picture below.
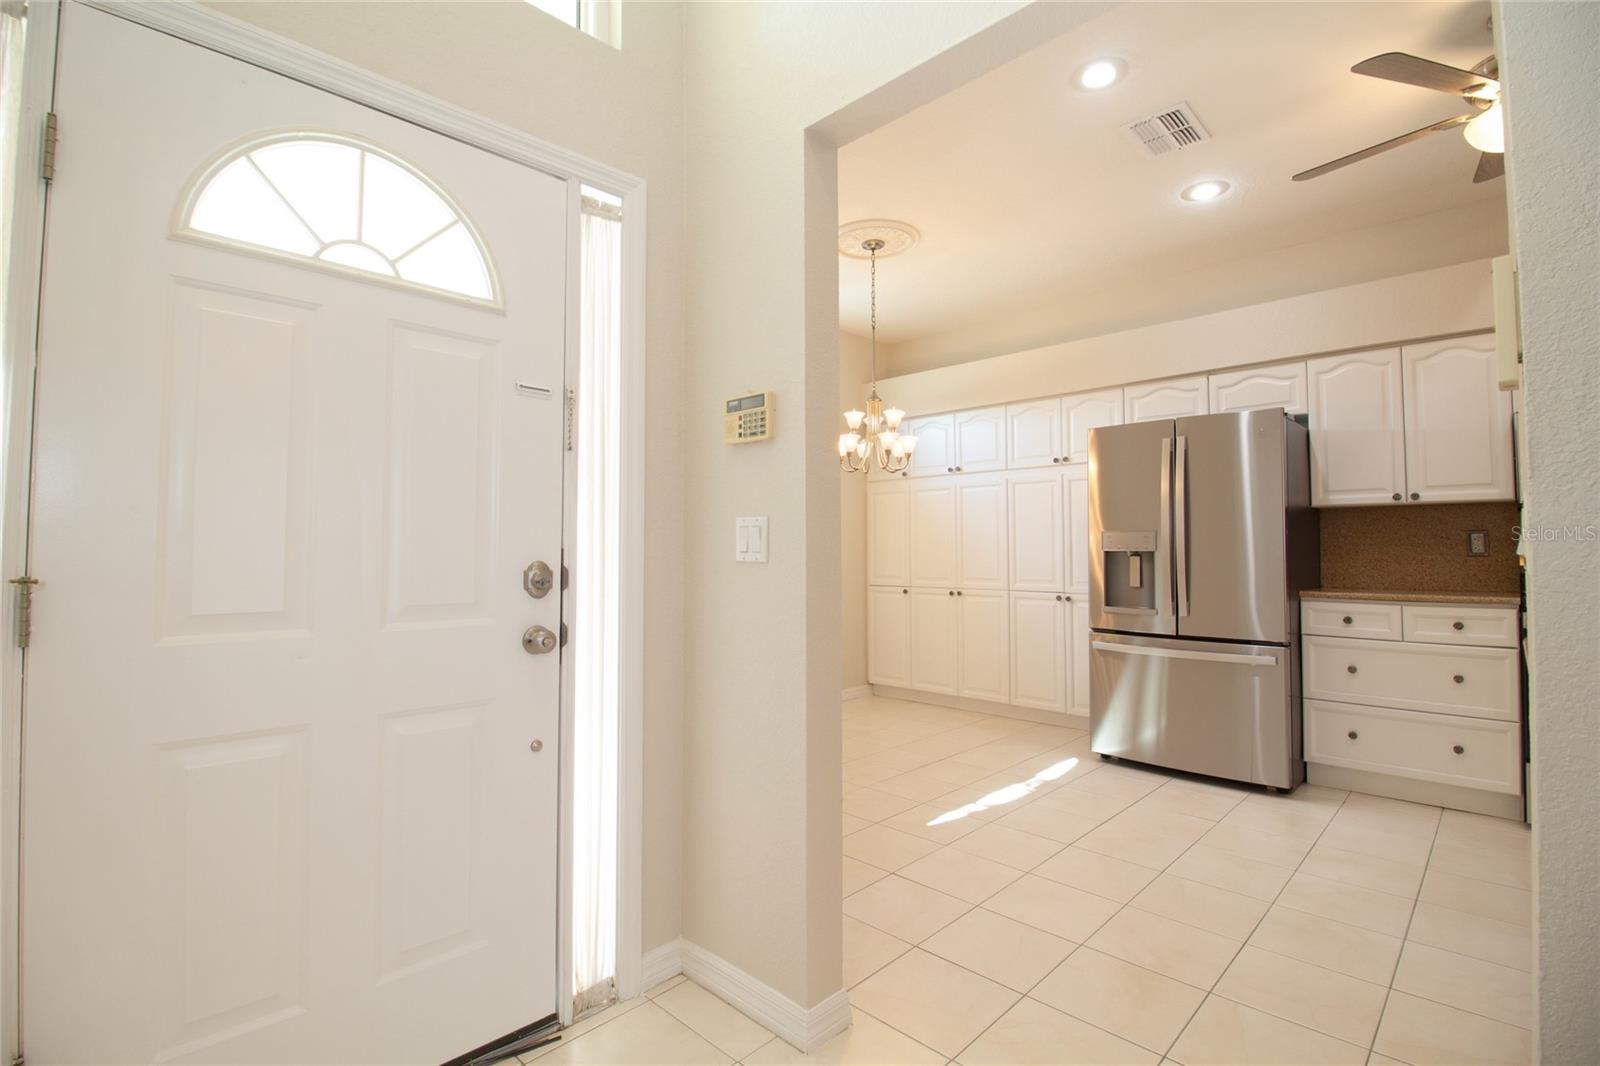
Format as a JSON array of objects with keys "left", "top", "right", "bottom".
[{"left": 1294, "top": 52, "right": 1504, "bottom": 184}]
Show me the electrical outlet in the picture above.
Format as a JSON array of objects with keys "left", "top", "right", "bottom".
[{"left": 1467, "top": 530, "right": 1489, "bottom": 557}]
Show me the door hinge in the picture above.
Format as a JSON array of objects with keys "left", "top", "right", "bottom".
[
  {"left": 565, "top": 387, "right": 575, "bottom": 452},
  {"left": 10, "top": 576, "right": 38, "bottom": 649},
  {"left": 40, "top": 111, "right": 57, "bottom": 183}
]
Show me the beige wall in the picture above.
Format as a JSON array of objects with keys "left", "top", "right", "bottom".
[
  {"left": 205, "top": 0, "right": 690, "bottom": 955},
  {"left": 1496, "top": 1, "right": 1600, "bottom": 1061},
  {"left": 839, "top": 333, "right": 870, "bottom": 693}
]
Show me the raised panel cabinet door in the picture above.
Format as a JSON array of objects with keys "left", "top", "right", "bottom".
[
  {"left": 910, "top": 588, "right": 960, "bottom": 695},
  {"left": 1061, "top": 388, "right": 1124, "bottom": 463},
  {"left": 954, "top": 406, "right": 1008, "bottom": 472},
  {"left": 866, "top": 482, "right": 910, "bottom": 586},
  {"left": 1307, "top": 348, "right": 1406, "bottom": 506},
  {"left": 956, "top": 475, "right": 1009, "bottom": 589},
  {"left": 905, "top": 414, "right": 956, "bottom": 477},
  {"left": 907, "top": 479, "right": 958, "bottom": 587},
  {"left": 1006, "top": 398, "right": 1063, "bottom": 469},
  {"left": 1069, "top": 598, "right": 1092, "bottom": 715},
  {"left": 958, "top": 590, "right": 1011, "bottom": 703},
  {"left": 867, "top": 586, "right": 912, "bottom": 688},
  {"left": 1010, "top": 592, "right": 1067, "bottom": 712},
  {"left": 1208, "top": 363, "right": 1309, "bottom": 415},
  {"left": 1124, "top": 375, "right": 1210, "bottom": 423},
  {"left": 1007, "top": 472, "right": 1065, "bottom": 592},
  {"left": 1063, "top": 464, "right": 1091, "bottom": 595},
  {"left": 1402, "top": 336, "right": 1514, "bottom": 503}
]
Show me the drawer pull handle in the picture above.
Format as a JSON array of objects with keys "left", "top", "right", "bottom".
[
  {"left": 1453, "top": 744, "right": 1466, "bottom": 755},
  {"left": 1453, "top": 621, "right": 1465, "bottom": 631},
  {"left": 1347, "top": 730, "right": 1359, "bottom": 740},
  {"left": 1453, "top": 674, "right": 1465, "bottom": 684},
  {"left": 1342, "top": 616, "right": 1353, "bottom": 625},
  {"left": 1347, "top": 665, "right": 1358, "bottom": 674}
]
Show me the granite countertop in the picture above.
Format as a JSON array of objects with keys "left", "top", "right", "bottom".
[{"left": 1302, "top": 588, "right": 1522, "bottom": 607}]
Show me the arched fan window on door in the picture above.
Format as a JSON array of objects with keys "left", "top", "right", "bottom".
[{"left": 178, "top": 133, "right": 500, "bottom": 305}]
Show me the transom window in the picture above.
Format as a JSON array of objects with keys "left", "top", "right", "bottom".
[{"left": 179, "top": 133, "right": 499, "bottom": 304}]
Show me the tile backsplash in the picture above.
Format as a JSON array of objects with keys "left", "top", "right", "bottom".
[{"left": 1319, "top": 501, "right": 1523, "bottom": 595}]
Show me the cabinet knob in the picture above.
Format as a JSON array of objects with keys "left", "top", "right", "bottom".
[
  {"left": 1064, "top": 595, "right": 1073, "bottom": 601},
  {"left": 1052, "top": 457, "right": 1060, "bottom": 464},
  {"left": 1347, "top": 730, "right": 1359, "bottom": 740},
  {"left": 1453, "top": 621, "right": 1465, "bottom": 631},
  {"left": 1347, "top": 664, "right": 1358, "bottom": 674},
  {"left": 1392, "top": 493, "right": 1403, "bottom": 501},
  {"left": 1453, "top": 744, "right": 1466, "bottom": 755},
  {"left": 1055, "top": 594, "right": 1063, "bottom": 601},
  {"left": 956, "top": 590, "right": 963, "bottom": 596},
  {"left": 946, "top": 466, "right": 953, "bottom": 473},
  {"left": 901, "top": 588, "right": 908, "bottom": 594},
  {"left": 1062, "top": 455, "right": 1071, "bottom": 462},
  {"left": 1410, "top": 492, "right": 1421, "bottom": 501},
  {"left": 1342, "top": 616, "right": 1353, "bottom": 625},
  {"left": 948, "top": 590, "right": 955, "bottom": 596},
  {"left": 1453, "top": 674, "right": 1464, "bottom": 684}
]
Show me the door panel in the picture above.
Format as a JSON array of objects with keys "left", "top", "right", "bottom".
[
  {"left": 908, "top": 479, "right": 958, "bottom": 587},
  {"left": 23, "top": 9, "right": 565, "bottom": 1063},
  {"left": 1069, "top": 598, "right": 1091, "bottom": 715},
  {"left": 1402, "top": 337, "right": 1514, "bottom": 503},
  {"left": 1062, "top": 388, "right": 1122, "bottom": 462},
  {"left": 1007, "top": 472, "right": 1064, "bottom": 592},
  {"left": 1006, "top": 399, "right": 1062, "bottom": 469},
  {"left": 1087, "top": 419, "right": 1175, "bottom": 636},
  {"left": 1124, "top": 376, "right": 1208, "bottom": 422},
  {"left": 905, "top": 414, "right": 955, "bottom": 476},
  {"left": 1064, "top": 464, "right": 1090, "bottom": 595},
  {"left": 1307, "top": 349, "right": 1406, "bottom": 506},
  {"left": 958, "top": 591, "right": 1010, "bottom": 702},
  {"left": 954, "top": 407, "right": 1006, "bottom": 473},
  {"left": 955, "top": 476, "right": 1008, "bottom": 590},
  {"left": 910, "top": 589, "right": 959, "bottom": 695},
  {"left": 867, "top": 482, "right": 910, "bottom": 586},
  {"left": 1010, "top": 593, "right": 1066, "bottom": 712},
  {"left": 867, "top": 586, "right": 911, "bottom": 687},
  {"left": 1208, "top": 364, "right": 1308, "bottom": 415}
]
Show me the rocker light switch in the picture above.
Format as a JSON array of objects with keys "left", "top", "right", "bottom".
[
  {"left": 736, "top": 517, "right": 768, "bottom": 563},
  {"left": 1467, "top": 530, "right": 1489, "bottom": 557}
]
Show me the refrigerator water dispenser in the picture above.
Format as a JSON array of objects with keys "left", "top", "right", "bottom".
[{"left": 1101, "top": 530, "right": 1157, "bottom": 614}]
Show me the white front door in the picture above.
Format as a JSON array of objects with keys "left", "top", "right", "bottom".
[{"left": 22, "top": 7, "right": 567, "bottom": 1063}]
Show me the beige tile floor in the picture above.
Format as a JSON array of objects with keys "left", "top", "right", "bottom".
[{"left": 528, "top": 694, "right": 1534, "bottom": 1065}]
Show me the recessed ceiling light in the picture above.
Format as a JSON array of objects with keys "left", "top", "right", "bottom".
[
  {"left": 1181, "top": 180, "right": 1231, "bottom": 203},
  {"left": 1076, "top": 58, "right": 1126, "bottom": 91}
]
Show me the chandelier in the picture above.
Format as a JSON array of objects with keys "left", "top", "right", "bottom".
[{"left": 839, "top": 237, "right": 917, "bottom": 474}]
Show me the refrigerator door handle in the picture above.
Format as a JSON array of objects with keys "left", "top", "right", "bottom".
[
  {"left": 1158, "top": 435, "right": 1172, "bottom": 617},
  {"left": 1175, "top": 434, "right": 1190, "bottom": 617},
  {"left": 1091, "top": 640, "right": 1278, "bottom": 667}
]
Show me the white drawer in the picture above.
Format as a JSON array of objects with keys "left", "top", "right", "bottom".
[
  {"left": 1403, "top": 603, "right": 1519, "bottom": 649},
  {"left": 1305, "top": 699, "right": 1522, "bottom": 795},
  {"left": 1302, "top": 599, "right": 1402, "bottom": 641},
  {"left": 1303, "top": 636, "right": 1519, "bottom": 722}
]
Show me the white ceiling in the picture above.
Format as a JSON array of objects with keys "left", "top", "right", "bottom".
[{"left": 838, "top": 1, "right": 1509, "bottom": 364}]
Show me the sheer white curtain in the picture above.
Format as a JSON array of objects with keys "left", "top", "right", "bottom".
[
  {"left": 0, "top": 0, "right": 27, "bottom": 472},
  {"left": 571, "top": 192, "right": 622, "bottom": 1017}
]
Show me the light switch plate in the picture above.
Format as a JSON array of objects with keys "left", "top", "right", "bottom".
[
  {"left": 1467, "top": 530, "right": 1489, "bottom": 557},
  {"left": 735, "top": 516, "right": 769, "bottom": 563}
]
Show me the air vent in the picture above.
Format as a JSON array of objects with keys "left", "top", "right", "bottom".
[{"left": 1123, "top": 102, "right": 1211, "bottom": 157}]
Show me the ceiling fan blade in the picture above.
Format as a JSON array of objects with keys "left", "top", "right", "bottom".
[
  {"left": 1474, "top": 152, "right": 1506, "bottom": 183},
  {"left": 1353, "top": 52, "right": 1499, "bottom": 97},
  {"left": 1293, "top": 113, "right": 1471, "bottom": 181}
]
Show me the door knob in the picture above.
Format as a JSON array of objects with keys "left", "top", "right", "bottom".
[
  {"left": 524, "top": 560, "right": 554, "bottom": 599},
  {"left": 1452, "top": 744, "right": 1465, "bottom": 754},
  {"left": 1342, "top": 616, "right": 1353, "bottom": 625},
  {"left": 529, "top": 739, "right": 544, "bottom": 753},
  {"left": 1347, "top": 730, "right": 1359, "bottom": 740},
  {"left": 1453, "top": 621, "right": 1465, "bottom": 631},
  {"left": 1453, "top": 674, "right": 1465, "bottom": 684},
  {"left": 522, "top": 625, "right": 558, "bottom": 655},
  {"left": 1347, "top": 664, "right": 1358, "bottom": 674}
]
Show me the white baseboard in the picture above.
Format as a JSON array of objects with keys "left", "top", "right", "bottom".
[
  {"left": 679, "top": 940, "right": 851, "bottom": 1052},
  {"left": 841, "top": 685, "right": 872, "bottom": 702},
  {"left": 640, "top": 938, "right": 684, "bottom": 992}
]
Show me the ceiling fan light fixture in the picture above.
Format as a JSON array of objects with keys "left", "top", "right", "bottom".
[
  {"left": 1076, "top": 58, "right": 1126, "bottom": 91},
  {"left": 1464, "top": 100, "right": 1505, "bottom": 153},
  {"left": 1180, "top": 179, "right": 1231, "bottom": 203}
]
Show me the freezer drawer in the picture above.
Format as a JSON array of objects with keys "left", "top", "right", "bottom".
[{"left": 1090, "top": 632, "right": 1300, "bottom": 789}]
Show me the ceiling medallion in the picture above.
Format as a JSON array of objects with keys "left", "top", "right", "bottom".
[{"left": 837, "top": 219, "right": 920, "bottom": 259}]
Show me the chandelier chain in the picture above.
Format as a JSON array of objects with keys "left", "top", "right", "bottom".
[{"left": 869, "top": 241, "right": 878, "bottom": 383}]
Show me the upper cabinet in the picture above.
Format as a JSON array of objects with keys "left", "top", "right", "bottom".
[
  {"left": 953, "top": 407, "right": 1007, "bottom": 473},
  {"left": 1124, "top": 375, "right": 1209, "bottom": 423},
  {"left": 1308, "top": 349, "right": 1407, "bottom": 506},
  {"left": 1006, "top": 399, "right": 1062, "bottom": 470},
  {"left": 1402, "top": 337, "right": 1514, "bottom": 503},
  {"left": 1062, "top": 389, "right": 1123, "bottom": 462},
  {"left": 903, "top": 414, "right": 955, "bottom": 478},
  {"left": 1209, "top": 364, "right": 1308, "bottom": 416}
]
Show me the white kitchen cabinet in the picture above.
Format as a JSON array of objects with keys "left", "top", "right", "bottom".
[
  {"left": 866, "top": 482, "right": 909, "bottom": 587},
  {"left": 907, "top": 478, "right": 957, "bottom": 588},
  {"left": 1303, "top": 636, "right": 1519, "bottom": 722},
  {"left": 903, "top": 413, "right": 955, "bottom": 477},
  {"left": 1308, "top": 348, "right": 1406, "bottom": 506},
  {"left": 956, "top": 475, "right": 1008, "bottom": 589},
  {"left": 958, "top": 590, "right": 1010, "bottom": 702},
  {"left": 1010, "top": 592, "right": 1067, "bottom": 713},
  {"left": 1069, "top": 597, "right": 1091, "bottom": 715},
  {"left": 1007, "top": 472, "right": 1065, "bottom": 592},
  {"left": 1209, "top": 363, "right": 1308, "bottom": 415},
  {"left": 1402, "top": 337, "right": 1515, "bottom": 503},
  {"left": 1124, "top": 375, "right": 1209, "bottom": 423},
  {"left": 954, "top": 407, "right": 1007, "bottom": 473},
  {"left": 1006, "top": 399, "right": 1062, "bottom": 470},
  {"left": 866, "top": 585, "right": 911, "bottom": 688},
  {"left": 909, "top": 588, "right": 959, "bottom": 695},
  {"left": 1305, "top": 699, "right": 1521, "bottom": 795},
  {"left": 1061, "top": 389, "right": 1123, "bottom": 463},
  {"left": 1064, "top": 464, "right": 1090, "bottom": 595}
]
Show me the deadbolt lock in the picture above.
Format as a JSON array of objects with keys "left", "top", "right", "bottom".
[
  {"left": 524, "top": 561, "right": 554, "bottom": 599},
  {"left": 522, "top": 625, "right": 558, "bottom": 655}
]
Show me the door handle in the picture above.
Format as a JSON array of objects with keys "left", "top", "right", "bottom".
[
  {"left": 1091, "top": 640, "right": 1278, "bottom": 667},
  {"left": 1174, "top": 434, "right": 1189, "bottom": 618},
  {"left": 1158, "top": 436, "right": 1172, "bottom": 617},
  {"left": 522, "top": 625, "right": 558, "bottom": 655}
]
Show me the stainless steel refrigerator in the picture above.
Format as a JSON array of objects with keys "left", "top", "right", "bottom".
[{"left": 1087, "top": 409, "right": 1319, "bottom": 789}]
